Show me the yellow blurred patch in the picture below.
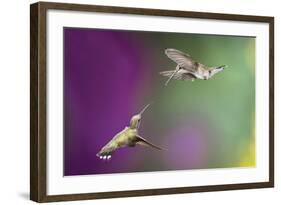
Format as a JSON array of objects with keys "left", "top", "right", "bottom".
[
  {"left": 239, "top": 141, "right": 256, "bottom": 167},
  {"left": 245, "top": 39, "right": 256, "bottom": 74},
  {"left": 239, "top": 125, "right": 256, "bottom": 167}
]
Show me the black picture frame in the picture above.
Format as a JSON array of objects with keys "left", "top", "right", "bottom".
[{"left": 30, "top": 1, "right": 274, "bottom": 202}]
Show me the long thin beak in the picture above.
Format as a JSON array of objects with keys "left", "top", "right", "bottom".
[{"left": 139, "top": 103, "right": 151, "bottom": 115}]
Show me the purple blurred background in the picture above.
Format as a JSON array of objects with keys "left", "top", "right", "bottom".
[{"left": 64, "top": 28, "right": 157, "bottom": 175}]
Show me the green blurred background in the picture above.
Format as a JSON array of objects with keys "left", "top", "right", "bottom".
[{"left": 138, "top": 32, "right": 256, "bottom": 170}]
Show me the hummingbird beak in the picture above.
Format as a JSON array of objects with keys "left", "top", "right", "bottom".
[{"left": 139, "top": 103, "right": 152, "bottom": 115}]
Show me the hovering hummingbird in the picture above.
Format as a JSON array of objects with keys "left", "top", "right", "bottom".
[
  {"left": 96, "top": 103, "right": 162, "bottom": 160},
  {"left": 160, "top": 48, "right": 226, "bottom": 86}
]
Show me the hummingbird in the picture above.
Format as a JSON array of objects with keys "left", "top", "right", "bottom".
[
  {"left": 160, "top": 48, "right": 226, "bottom": 86},
  {"left": 96, "top": 103, "right": 162, "bottom": 160}
]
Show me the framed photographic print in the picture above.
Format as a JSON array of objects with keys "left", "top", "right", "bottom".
[{"left": 30, "top": 1, "right": 274, "bottom": 202}]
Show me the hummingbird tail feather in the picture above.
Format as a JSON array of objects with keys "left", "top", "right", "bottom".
[
  {"left": 165, "top": 71, "right": 176, "bottom": 86},
  {"left": 160, "top": 66, "right": 180, "bottom": 86},
  {"left": 159, "top": 70, "right": 175, "bottom": 76}
]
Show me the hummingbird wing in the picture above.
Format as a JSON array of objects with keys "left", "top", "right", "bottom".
[
  {"left": 165, "top": 48, "right": 199, "bottom": 73},
  {"left": 136, "top": 135, "right": 162, "bottom": 150}
]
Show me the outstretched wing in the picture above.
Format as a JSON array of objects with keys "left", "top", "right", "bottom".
[
  {"left": 165, "top": 48, "right": 198, "bottom": 72},
  {"left": 136, "top": 135, "right": 162, "bottom": 150}
]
